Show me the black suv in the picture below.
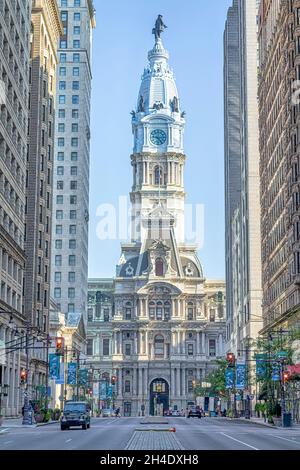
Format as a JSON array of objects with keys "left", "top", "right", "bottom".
[
  {"left": 188, "top": 406, "right": 201, "bottom": 418},
  {"left": 61, "top": 401, "right": 91, "bottom": 430}
]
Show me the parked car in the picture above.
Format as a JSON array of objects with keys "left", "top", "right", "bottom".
[
  {"left": 61, "top": 401, "right": 91, "bottom": 430},
  {"left": 188, "top": 406, "right": 201, "bottom": 418},
  {"left": 102, "top": 408, "right": 113, "bottom": 417}
]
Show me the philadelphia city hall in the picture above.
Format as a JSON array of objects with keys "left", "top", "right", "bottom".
[{"left": 86, "top": 17, "right": 226, "bottom": 417}]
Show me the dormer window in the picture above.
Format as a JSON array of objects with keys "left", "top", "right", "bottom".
[{"left": 155, "top": 257, "right": 164, "bottom": 276}]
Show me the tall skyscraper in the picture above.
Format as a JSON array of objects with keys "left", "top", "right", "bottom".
[
  {"left": 224, "top": 0, "right": 262, "bottom": 358},
  {"left": 86, "top": 17, "right": 226, "bottom": 417},
  {"left": 258, "top": 0, "right": 300, "bottom": 332},
  {"left": 0, "top": 0, "right": 31, "bottom": 417},
  {"left": 51, "top": 0, "right": 95, "bottom": 324},
  {"left": 24, "top": 0, "right": 62, "bottom": 390}
]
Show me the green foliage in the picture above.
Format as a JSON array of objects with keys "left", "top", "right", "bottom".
[{"left": 193, "top": 360, "right": 229, "bottom": 398}]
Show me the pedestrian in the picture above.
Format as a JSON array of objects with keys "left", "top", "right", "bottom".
[{"left": 115, "top": 407, "right": 120, "bottom": 417}]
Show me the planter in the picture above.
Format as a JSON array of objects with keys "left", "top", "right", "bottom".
[{"left": 34, "top": 413, "right": 44, "bottom": 423}]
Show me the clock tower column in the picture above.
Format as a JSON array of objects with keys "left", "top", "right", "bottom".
[{"left": 130, "top": 31, "right": 186, "bottom": 244}]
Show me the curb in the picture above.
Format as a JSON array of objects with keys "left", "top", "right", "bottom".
[
  {"left": 36, "top": 421, "right": 58, "bottom": 427},
  {"left": 222, "top": 418, "right": 276, "bottom": 429}
]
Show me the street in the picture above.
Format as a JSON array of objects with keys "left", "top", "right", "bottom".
[{"left": 1, "top": 417, "right": 300, "bottom": 450}]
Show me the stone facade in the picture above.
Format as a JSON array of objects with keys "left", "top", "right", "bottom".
[
  {"left": 258, "top": 0, "right": 300, "bottom": 331},
  {"left": 24, "top": 0, "right": 62, "bottom": 393},
  {"left": 0, "top": 0, "right": 31, "bottom": 417},
  {"left": 224, "top": 0, "right": 263, "bottom": 358},
  {"left": 51, "top": 0, "right": 95, "bottom": 325},
  {"left": 86, "top": 24, "right": 226, "bottom": 417}
]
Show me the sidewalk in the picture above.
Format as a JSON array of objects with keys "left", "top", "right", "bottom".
[
  {"left": 1, "top": 417, "right": 58, "bottom": 428},
  {"left": 221, "top": 416, "right": 300, "bottom": 429}
]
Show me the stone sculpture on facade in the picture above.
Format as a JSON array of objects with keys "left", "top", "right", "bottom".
[{"left": 152, "top": 15, "right": 167, "bottom": 41}]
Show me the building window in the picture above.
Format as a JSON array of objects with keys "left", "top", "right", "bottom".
[
  {"left": 60, "top": 39, "right": 67, "bottom": 49},
  {"left": 149, "top": 302, "right": 155, "bottom": 319},
  {"left": 59, "top": 81, "right": 66, "bottom": 90},
  {"left": 72, "top": 123, "right": 78, "bottom": 132},
  {"left": 73, "top": 40, "right": 80, "bottom": 48},
  {"left": 72, "top": 95, "right": 79, "bottom": 104},
  {"left": 71, "top": 152, "right": 78, "bottom": 161},
  {"left": 70, "top": 210, "right": 77, "bottom": 219},
  {"left": 187, "top": 303, "right": 194, "bottom": 320},
  {"left": 209, "top": 339, "right": 216, "bottom": 357},
  {"left": 69, "top": 239, "right": 76, "bottom": 249},
  {"left": 72, "top": 109, "right": 79, "bottom": 118},
  {"left": 125, "top": 302, "right": 132, "bottom": 320},
  {"left": 188, "top": 344, "right": 194, "bottom": 356},
  {"left": 71, "top": 138, "right": 78, "bottom": 147},
  {"left": 72, "top": 81, "right": 79, "bottom": 90},
  {"left": 209, "top": 309, "right": 215, "bottom": 322},
  {"left": 71, "top": 166, "right": 78, "bottom": 176},
  {"left": 74, "top": 0, "right": 81, "bottom": 7},
  {"left": 57, "top": 152, "right": 64, "bottom": 161},
  {"left": 70, "top": 181, "right": 77, "bottom": 190},
  {"left": 87, "top": 339, "right": 93, "bottom": 356},
  {"left": 125, "top": 380, "right": 131, "bottom": 393},
  {"left": 69, "top": 225, "right": 76, "bottom": 234},
  {"left": 154, "top": 166, "right": 162, "bottom": 185},
  {"left": 55, "top": 239, "right": 62, "bottom": 249},
  {"left": 59, "top": 95, "right": 66, "bottom": 105},
  {"left": 60, "top": 53, "right": 67, "bottom": 63},
  {"left": 164, "top": 301, "right": 171, "bottom": 320},
  {"left": 54, "top": 288, "right": 61, "bottom": 299},
  {"left": 68, "top": 303, "right": 75, "bottom": 313},
  {"left": 188, "top": 380, "right": 194, "bottom": 393},
  {"left": 74, "top": 26, "right": 80, "bottom": 35},
  {"left": 103, "top": 338, "right": 110, "bottom": 356},
  {"left": 68, "top": 288, "right": 75, "bottom": 298},
  {"left": 73, "top": 67, "right": 79, "bottom": 77},
  {"left": 74, "top": 13, "right": 81, "bottom": 22},
  {"left": 54, "top": 272, "right": 61, "bottom": 282},
  {"left": 58, "top": 109, "right": 65, "bottom": 118},
  {"left": 69, "top": 255, "right": 76, "bottom": 266},
  {"left": 88, "top": 308, "right": 93, "bottom": 321},
  {"left": 155, "top": 258, "right": 164, "bottom": 276},
  {"left": 156, "top": 301, "right": 163, "bottom": 320},
  {"left": 154, "top": 335, "right": 164, "bottom": 357},
  {"left": 56, "top": 225, "right": 62, "bottom": 235},
  {"left": 57, "top": 181, "right": 64, "bottom": 190},
  {"left": 58, "top": 123, "right": 65, "bottom": 133},
  {"left": 73, "top": 52, "right": 80, "bottom": 62},
  {"left": 125, "top": 344, "right": 131, "bottom": 356},
  {"left": 104, "top": 308, "right": 110, "bottom": 322},
  {"left": 68, "top": 272, "right": 75, "bottom": 282},
  {"left": 56, "top": 195, "right": 63, "bottom": 204},
  {"left": 56, "top": 210, "right": 63, "bottom": 220},
  {"left": 70, "top": 195, "right": 77, "bottom": 205}
]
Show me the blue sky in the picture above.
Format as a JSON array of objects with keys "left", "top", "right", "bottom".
[{"left": 88, "top": 0, "right": 232, "bottom": 280}]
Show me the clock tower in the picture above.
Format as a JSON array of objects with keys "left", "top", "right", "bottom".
[{"left": 131, "top": 27, "right": 186, "bottom": 244}]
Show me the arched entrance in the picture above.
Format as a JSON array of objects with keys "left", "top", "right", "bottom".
[{"left": 149, "top": 378, "right": 169, "bottom": 416}]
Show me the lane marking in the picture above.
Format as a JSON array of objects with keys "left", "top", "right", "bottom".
[
  {"left": 273, "top": 435, "right": 300, "bottom": 446},
  {"left": 65, "top": 439, "right": 72, "bottom": 443},
  {"left": 220, "top": 432, "right": 259, "bottom": 450}
]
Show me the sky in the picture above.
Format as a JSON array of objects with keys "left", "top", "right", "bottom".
[{"left": 88, "top": 0, "right": 232, "bottom": 280}]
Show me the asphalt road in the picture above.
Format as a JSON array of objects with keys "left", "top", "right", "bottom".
[{"left": 1, "top": 417, "right": 300, "bottom": 450}]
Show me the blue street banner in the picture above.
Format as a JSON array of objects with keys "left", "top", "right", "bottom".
[
  {"left": 79, "top": 368, "right": 88, "bottom": 386},
  {"left": 99, "top": 381, "right": 107, "bottom": 400},
  {"left": 49, "top": 354, "right": 60, "bottom": 380},
  {"left": 271, "top": 362, "right": 280, "bottom": 381},
  {"left": 67, "top": 362, "right": 77, "bottom": 385},
  {"left": 225, "top": 369, "right": 235, "bottom": 389},
  {"left": 56, "top": 362, "right": 64, "bottom": 385},
  {"left": 236, "top": 364, "right": 246, "bottom": 390},
  {"left": 256, "top": 354, "right": 267, "bottom": 380},
  {"left": 107, "top": 385, "right": 113, "bottom": 397}
]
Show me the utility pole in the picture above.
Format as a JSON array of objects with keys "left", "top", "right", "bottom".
[{"left": 22, "top": 327, "right": 30, "bottom": 425}]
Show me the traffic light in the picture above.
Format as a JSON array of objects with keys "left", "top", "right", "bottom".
[
  {"left": 283, "top": 371, "right": 290, "bottom": 382},
  {"left": 20, "top": 369, "right": 27, "bottom": 384},
  {"left": 111, "top": 375, "right": 117, "bottom": 385},
  {"left": 55, "top": 337, "right": 64, "bottom": 355},
  {"left": 226, "top": 352, "right": 236, "bottom": 367}
]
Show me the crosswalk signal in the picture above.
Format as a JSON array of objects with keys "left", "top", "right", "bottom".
[
  {"left": 20, "top": 369, "right": 27, "bottom": 384},
  {"left": 55, "top": 337, "right": 64, "bottom": 355},
  {"left": 111, "top": 375, "right": 117, "bottom": 385},
  {"left": 226, "top": 352, "right": 236, "bottom": 367}
]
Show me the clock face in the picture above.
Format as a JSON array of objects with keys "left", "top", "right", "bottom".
[{"left": 150, "top": 129, "right": 167, "bottom": 146}]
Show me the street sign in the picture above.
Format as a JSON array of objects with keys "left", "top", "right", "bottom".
[{"left": 277, "top": 351, "right": 288, "bottom": 359}]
